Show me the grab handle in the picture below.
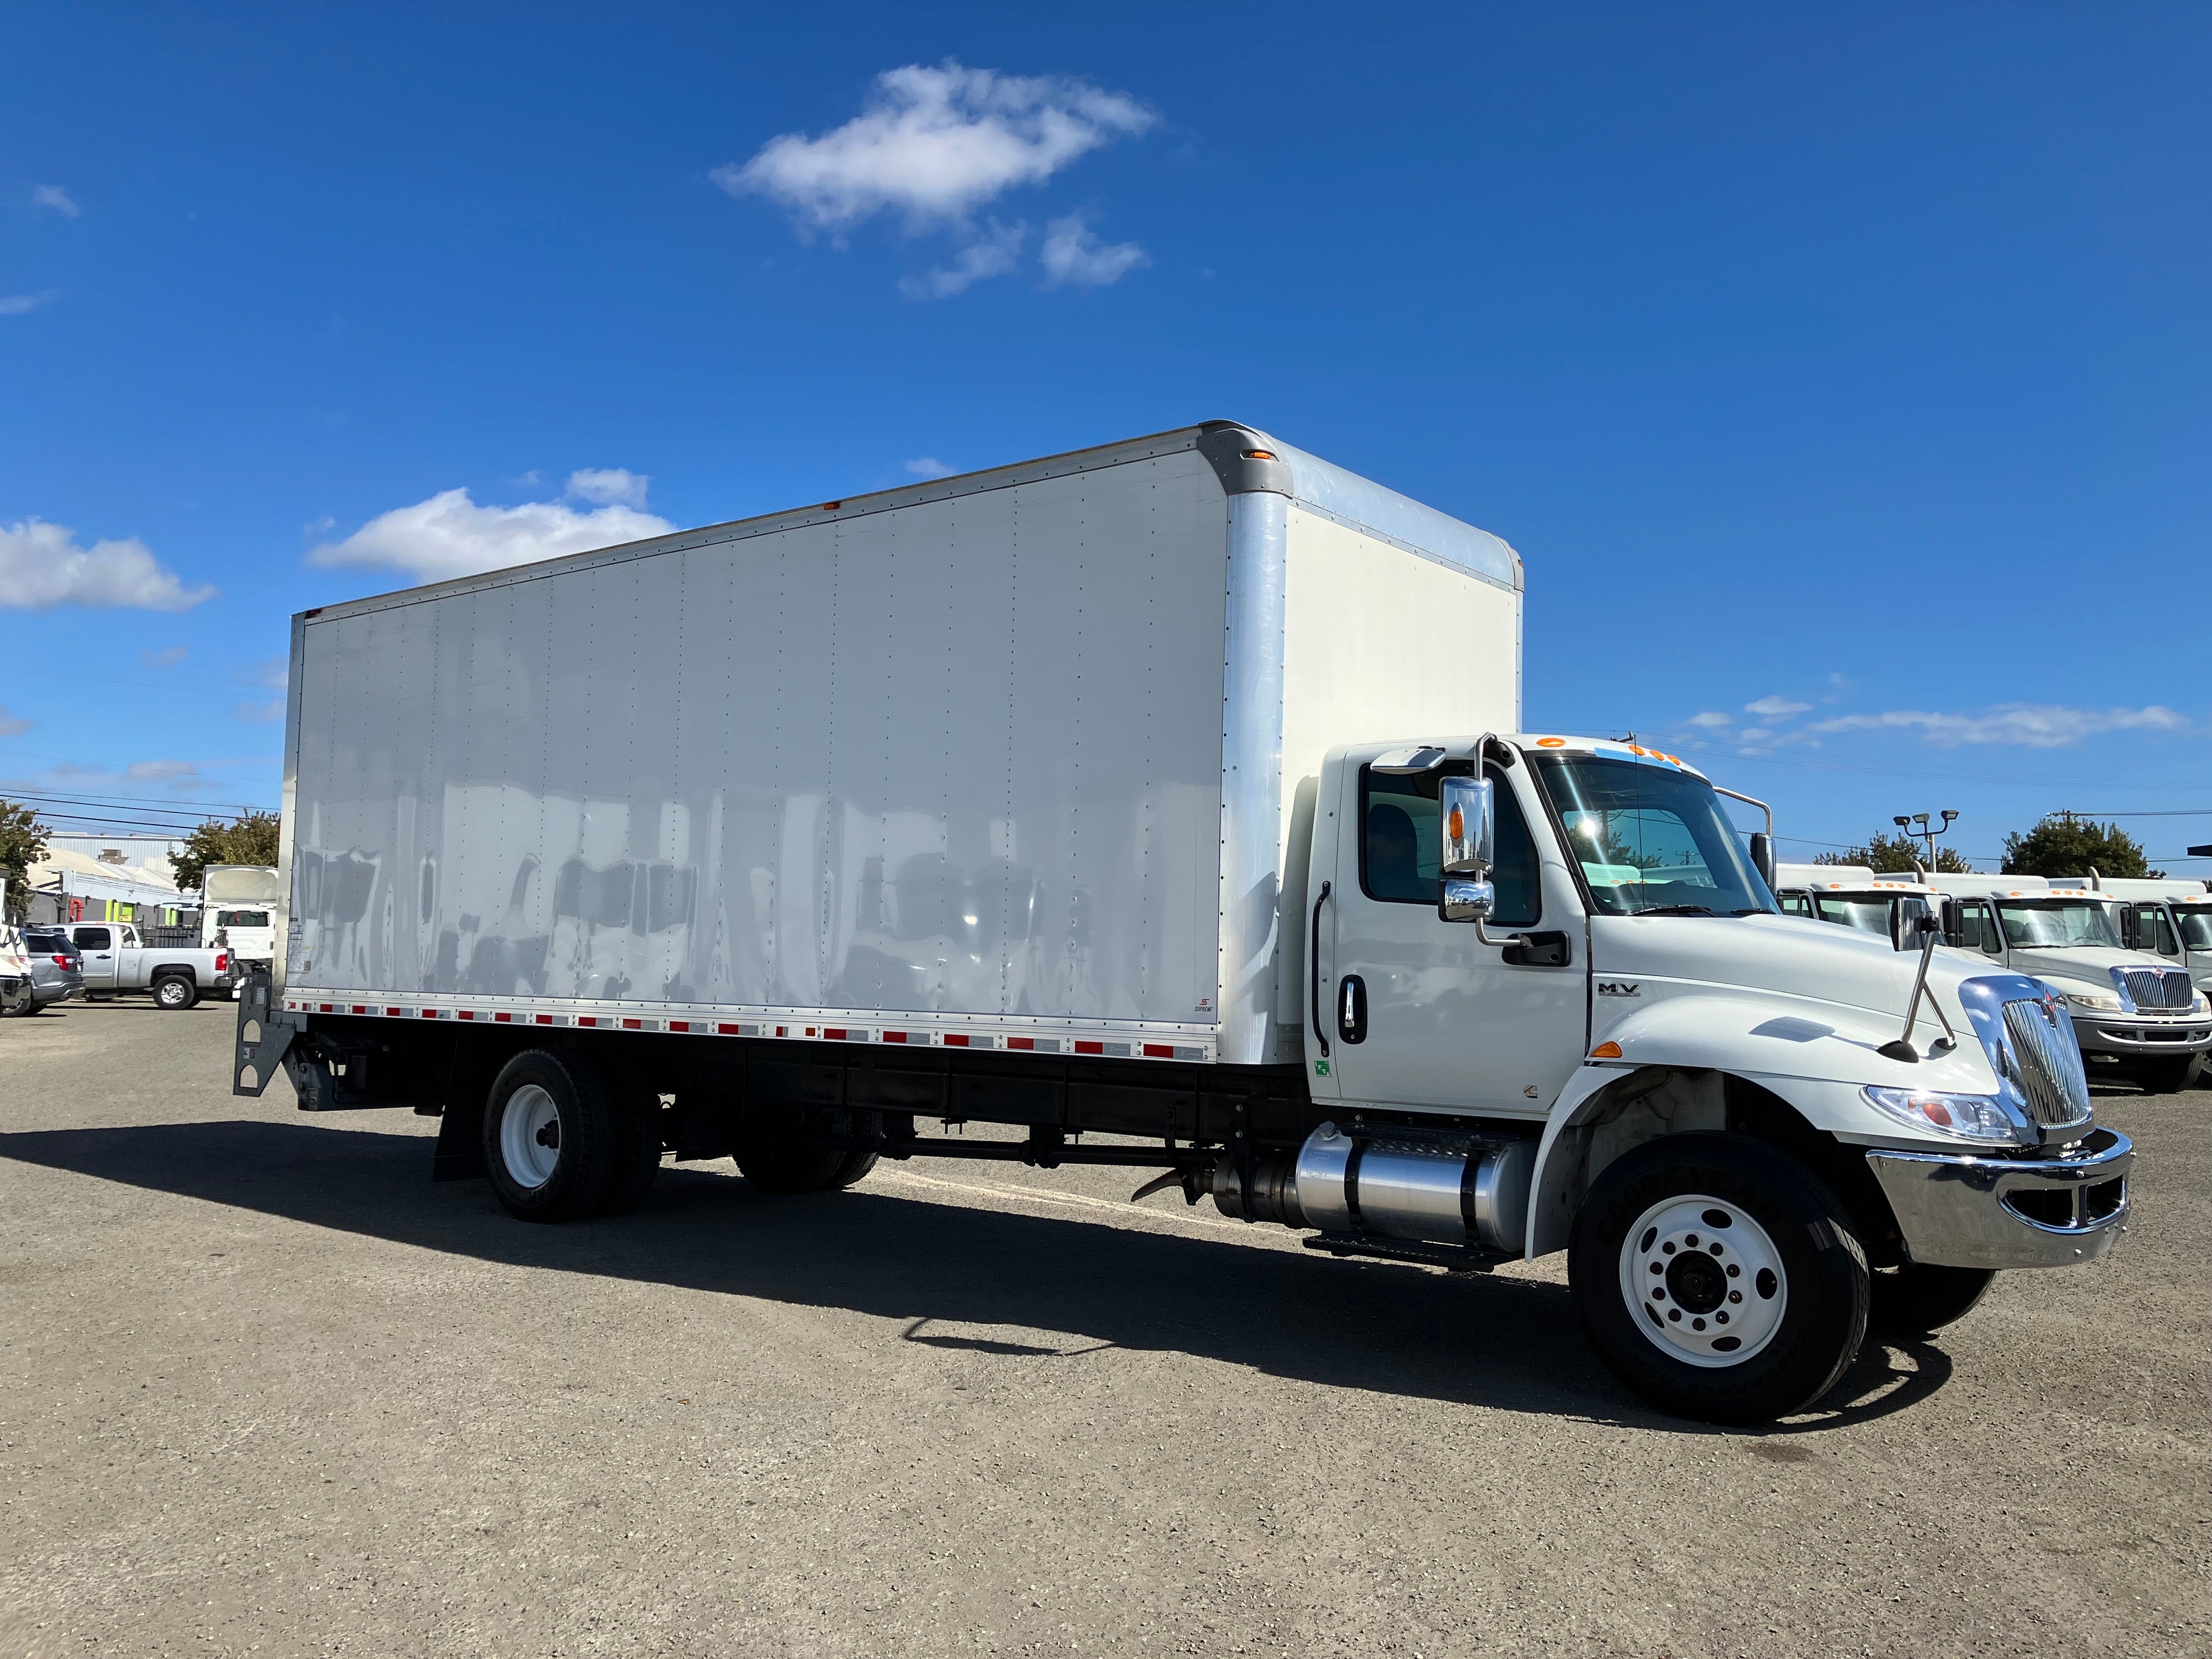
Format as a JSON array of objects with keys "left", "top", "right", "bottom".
[{"left": 1310, "top": 879, "right": 1332, "bottom": 1058}]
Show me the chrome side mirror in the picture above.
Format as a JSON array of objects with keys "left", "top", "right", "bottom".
[
  {"left": 1442, "top": 878, "right": 1496, "bottom": 924},
  {"left": 1894, "top": 900, "right": 1937, "bottom": 952},
  {"left": 1440, "top": 775, "right": 1494, "bottom": 877},
  {"left": 1439, "top": 775, "right": 1496, "bottom": 927}
]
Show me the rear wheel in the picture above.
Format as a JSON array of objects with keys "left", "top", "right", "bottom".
[
  {"left": 1869, "top": 1262, "right": 1995, "bottom": 1336},
  {"left": 153, "top": 974, "right": 198, "bottom": 1011},
  {"left": 482, "top": 1049, "right": 622, "bottom": 1221},
  {"left": 1570, "top": 1132, "right": 1870, "bottom": 1425}
]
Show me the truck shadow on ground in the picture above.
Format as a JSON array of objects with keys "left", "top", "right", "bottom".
[{"left": 0, "top": 1118, "right": 1949, "bottom": 1435}]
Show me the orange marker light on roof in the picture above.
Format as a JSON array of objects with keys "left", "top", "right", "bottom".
[{"left": 1536, "top": 737, "right": 1567, "bottom": 748}]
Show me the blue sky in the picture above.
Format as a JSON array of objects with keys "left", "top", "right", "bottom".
[{"left": 3, "top": 3, "right": 2208, "bottom": 869}]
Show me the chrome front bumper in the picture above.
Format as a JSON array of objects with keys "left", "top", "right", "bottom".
[
  {"left": 1865, "top": 1128, "right": 2134, "bottom": 1271},
  {"left": 2073, "top": 1019, "right": 2210, "bottom": 1056}
]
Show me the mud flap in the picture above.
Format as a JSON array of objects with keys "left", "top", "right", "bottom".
[{"left": 431, "top": 1033, "right": 507, "bottom": 1182}]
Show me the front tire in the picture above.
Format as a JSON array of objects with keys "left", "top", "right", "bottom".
[
  {"left": 2129, "top": 1056, "right": 2197, "bottom": 1094},
  {"left": 153, "top": 974, "right": 199, "bottom": 1011},
  {"left": 1869, "top": 1262, "right": 1995, "bottom": 1336},
  {"left": 482, "top": 1049, "right": 622, "bottom": 1222},
  {"left": 1570, "top": 1133, "right": 1870, "bottom": 1425}
]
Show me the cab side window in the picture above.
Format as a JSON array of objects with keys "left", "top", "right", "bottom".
[
  {"left": 76, "top": 927, "right": 113, "bottom": 950},
  {"left": 2135, "top": 905, "right": 2179, "bottom": 956},
  {"left": 1952, "top": 901, "right": 2001, "bottom": 955},
  {"left": 1778, "top": 891, "right": 1813, "bottom": 917},
  {"left": 1359, "top": 765, "right": 1541, "bottom": 928}
]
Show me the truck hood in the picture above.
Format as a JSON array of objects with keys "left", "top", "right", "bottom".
[
  {"left": 1587, "top": 912, "right": 2006, "bottom": 1094},
  {"left": 2004, "top": 946, "right": 2179, "bottom": 998}
]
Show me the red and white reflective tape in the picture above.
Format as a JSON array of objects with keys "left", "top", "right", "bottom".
[{"left": 278, "top": 997, "right": 1209, "bottom": 1061}]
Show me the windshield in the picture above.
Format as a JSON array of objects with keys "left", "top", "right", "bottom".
[
  {"left": 2177, "top": 909, "right": 2212, "bottom": 952},
  {"left": 1812, "top": 894, "right": 1893, "bottom": 935},
  {"left": 1532, "top": 754, "right": 1776, "bottom": 917},
  {"left": 1996, "top": 900, "right": 2122, "bottom": 949}
]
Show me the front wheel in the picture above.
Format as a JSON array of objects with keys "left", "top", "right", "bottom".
[
  {"left": 1570, "top": 1133, "right": 1869, "bottom": 1425},
  {"left": 2129, "top": 1056, "right": 2197, "bottom": 1094},
  {"left": 153, "top": 975, "right": 199, "bottom": 1011}
]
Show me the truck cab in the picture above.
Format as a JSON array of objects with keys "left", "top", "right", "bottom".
[
  {"left": 1918, "top": 875, "right": 2211, "bottom": 1093},
  {"left": 1772, "top": 864, "right": 1943, "bottom": 949},
  {"left": 1290, "top": 733, "right": 2131, "bottom": 1418}
]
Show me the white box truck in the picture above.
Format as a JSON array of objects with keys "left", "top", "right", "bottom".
[
  {"left": 200, "top": 864, "right": 281, "bottom": 989},
  {"left": 236, "top": 421, "right": 2135, "bottom": 1423}
]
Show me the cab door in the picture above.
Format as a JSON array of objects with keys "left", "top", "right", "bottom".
[
  {"left": 1317, "top": 753, "right": 1590, "bottom": 1119},
  {"left": 72, "top": 924, "right": 118, "bottom": 990}
]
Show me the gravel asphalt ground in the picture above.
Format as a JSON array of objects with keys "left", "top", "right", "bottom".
[{"left": 1, "top": 996, "right": 2205, "bottom": 1658}]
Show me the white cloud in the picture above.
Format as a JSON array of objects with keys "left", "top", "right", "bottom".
[
  {"left": 33, "top": 184, "right": 81, "bottom": 218},
  {"left": 141, "top": 646, "right": 188, "bottom": 669},
  {"left": 246, "top": 656, "right": 289, "bottom": 689},
  {"left": 1745, "top": 695, "right": 1812, "bottom": 717},
  {"left": 1685, "top": 710, "right": 1733, "bottom": 729},
  {"left": 1738, "top": 727, "right": 1774, "bottom": 743},
  {"left": 307, "top": 488, "right": 674, "bottom": 584},
  {"left": 906, "top": 458, "right": 955, "bottom": 479},
  {"left": 235, "top": 700, "right": 285, "bottom": 725},
  {"left": 0, "top": 519, "right": 215, "bottom": 611},
  {"left": 0, "top": 292, "right": 56, "bottom": 316},
  {"left": 899, "top": 220, "right": 1025, "bottom": 298},
  {"left": 1802, "top": 704, "right": 2190, "bottom": 749},
  {"left": 1040, "top": 212, "right": 1147, "bottom": 286},
  {"left": 125, "top": 759, "right": 202, "bottom": 783},
  {"left": 566, "top": 467, "right": 651, "bottom": 508},
  {"left": 0, "top": 704, "right": 31, "bottom": 737},
  {"left": 720, "top": 61, "right": 1154, "bottom": 233}
]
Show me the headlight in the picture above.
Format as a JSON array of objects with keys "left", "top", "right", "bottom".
[
  {"left": 2064, "top": 991, "right": 2124, "bottom": 1012},
  {"left": 1862, "top": 1085, "right": 2019, "bottom": 1143}
]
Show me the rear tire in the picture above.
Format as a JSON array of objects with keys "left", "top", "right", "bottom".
[
  {"left": 0, "top": 989, "right": 35, "bottom": 1017},
  {"left": 830, "top": 1149, "right": 880, "bottom": 1189},
  {"left": 1570, "top": 1132, "right": 1870, "bottom": 1425},
  {"left": 734, "top": 1132, "right": 848, "bottom": 1194},
  {"left": 153, "top": 974, "right": 198, "bottom": 1011},
  {"left": 1869, "top": 1262, "right": 1995, "bottom": 1336},
  {"left": 482, "top": 1049, "right": 621, "bottom": 1222}
]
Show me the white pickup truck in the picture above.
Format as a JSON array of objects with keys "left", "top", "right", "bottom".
[{"left": 60, "top": 919, "right": 232, "bottom": 1009}]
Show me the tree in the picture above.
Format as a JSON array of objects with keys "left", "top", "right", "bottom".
[
  {"left": 2001, "top": 816, "right": 2159, "bottom": 880},
  {"left": 171, "top": 811, "right": 283, "bottom": 893},
  {"left": 1814, "top": 831, "right": 1973, "bottom": 874},
  {"left": 0, "top": 797, "right": 50, "bottom": 909}
]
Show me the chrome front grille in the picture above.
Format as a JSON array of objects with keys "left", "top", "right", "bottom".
[
  {"left": 2002, "top": 998, "right": 2093, "bottom": 1127},
  {"left": 2120, "top": 968, "right": 2193, "bottom": 1012}
]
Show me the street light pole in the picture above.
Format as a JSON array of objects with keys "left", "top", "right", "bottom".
[{"left": 1893, "top": 809, "right": 1959, "bottom": 872}]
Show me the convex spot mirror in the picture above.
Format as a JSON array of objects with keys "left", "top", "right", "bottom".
[{"left": 1438, "top": 775, "right": 1496, "bottom": 926}]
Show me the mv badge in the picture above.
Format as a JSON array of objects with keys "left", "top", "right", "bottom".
[{"left": 1597, "top": 981, "right": 1641, "bottom": 998}]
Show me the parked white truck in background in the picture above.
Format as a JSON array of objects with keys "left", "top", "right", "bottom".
[
  {"left": 1774, "top": 864, "right": 1942, "bottom": 946},
  {"left": 201, "top": 864, "right": 280, "bottom": 989},
  {"left": 1, "top": 883, "right": 31, "bottom": 1014},
  {"left": 236, "top": 420, "right": 2136, "bottom": 1424},
  {"left": 61, "top": 919, "right": 232, "bottom": 1009},
  {"left": 1921, "top": 874, "right": 2211, "bottom": 1093}
]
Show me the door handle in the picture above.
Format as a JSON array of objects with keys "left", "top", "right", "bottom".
[
  {"left": 1338, "top": 973, "right": 1367, "bottom": 1044},
  {"left": 1310, "top": 880, "right": 1331, "bottom": 1058}
]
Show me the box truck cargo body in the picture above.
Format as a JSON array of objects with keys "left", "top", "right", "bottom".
[
  {"left": 240, "top": 421, "right": 2136, "bottom": 1425},
  {"left": 274, "top": 426, "right": 1519, "bottom": 1064}
]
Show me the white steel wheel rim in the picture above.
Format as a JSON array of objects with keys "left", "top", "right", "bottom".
[
  {"left": 1620, "top": 1194, "right": 1787, "bottom": 1369},
  {"left": 500, "top": 1084, "right": 563, "bottom": 1189}
]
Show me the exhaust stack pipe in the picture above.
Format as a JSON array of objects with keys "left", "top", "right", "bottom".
[{"left": 1213, "top": 1122, "right": 1534, "bottom": 1254}]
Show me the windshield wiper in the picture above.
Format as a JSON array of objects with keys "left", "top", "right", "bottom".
[{"left": 1630, "top": 904, "right": 1722, "bottom": 917}]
